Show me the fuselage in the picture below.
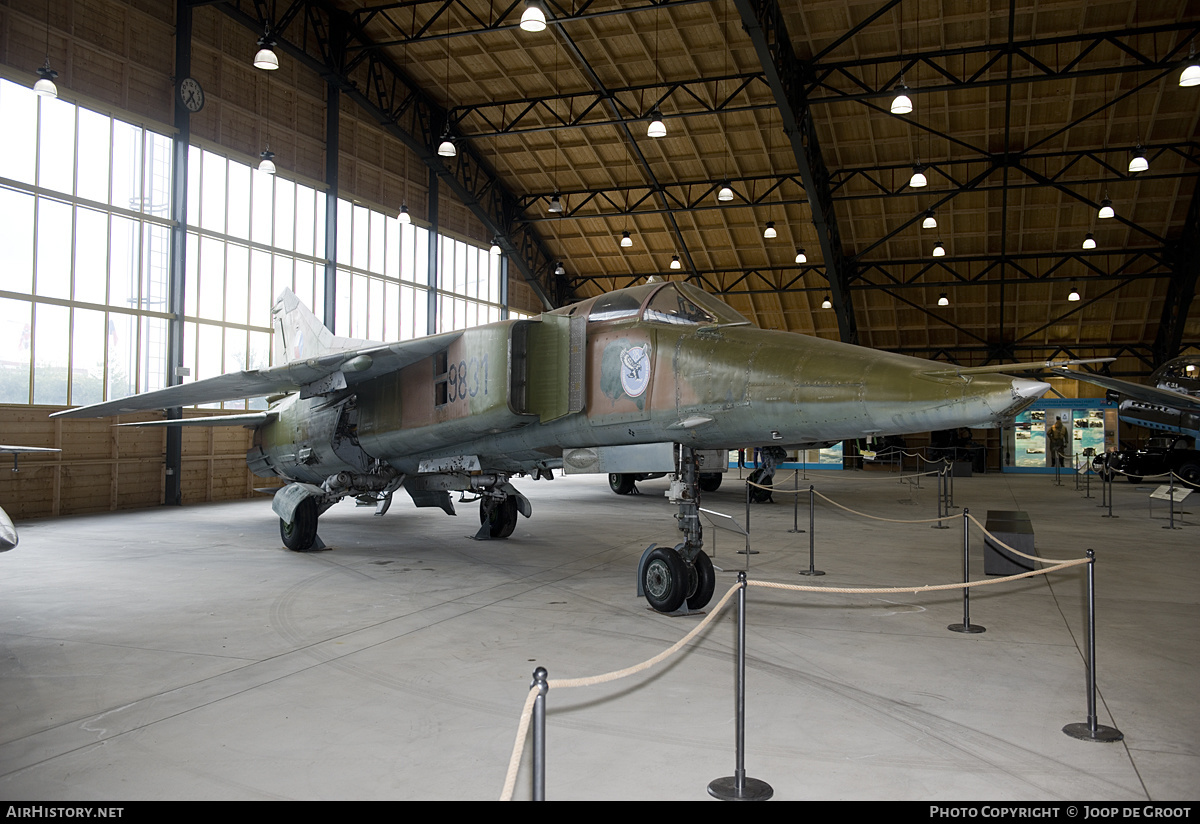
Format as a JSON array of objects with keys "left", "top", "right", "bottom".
[{"left": 249, "top": 282, "right": 1046, "bottom": 482}]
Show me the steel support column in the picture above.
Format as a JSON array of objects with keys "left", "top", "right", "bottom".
[
  {"left": 165, "top": 0, "right": 192, "bottom": 507},
  {"left": 324, "top": 82, "right": 338, "bottom": 331}
]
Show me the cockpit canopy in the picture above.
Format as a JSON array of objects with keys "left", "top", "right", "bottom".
[
  {"left": 1153, "top": 355, "right": 1200, "bottom": 398},
  {"left": 557, "top": 282, "right": 751, "bottom": 327}
]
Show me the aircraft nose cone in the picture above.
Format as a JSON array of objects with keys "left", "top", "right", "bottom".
[{"left": 1012, "top": 377, "right": 1051, "bottom": 400}]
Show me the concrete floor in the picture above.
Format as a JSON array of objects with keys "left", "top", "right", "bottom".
[{"left": 0, "top": 468, "right": 1196, "bottom": 801}]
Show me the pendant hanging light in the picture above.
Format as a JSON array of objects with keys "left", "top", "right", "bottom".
[
  {"left": 554, "top": 262, "right": 566, "bottom": 276},
  {"left": 437, "top": 135, "right": 456, "bottom": 157},
  {"left": 922, "top": 209, "right": 937, "bottom": 229},
  {"left": 763, "top": 221, "right": 776, "bottom": 239},
  {"left": 33, "top": 2, "right": 58, "bottom": 98},
  {"left": 620, "top": 230, "right": 633, "bottom": 248},
  {"left": 890, "top": 83, "right": 913, "bottom": 115},
  {"left": 932, "top": 241, "right": 945, "bottom": 257},
  {"left": 254, "top": 26, "right": 279, "bottom": 70},
  {"left": 794, "top": 248, "right": 807, "bottom": 264},
  {"left": 520, "top": 0, "right": 547, "bottom": 32},
  {"left": 1098, "top": 197, "right": 1115, "bottom": 219},
  {"left": 1082, "top": 232, "right": 1096, "bottom": 250},
  {"left": 670, "top": 255, "right": 682, "bottom": 270},
  {"left": 647, "top": 110, "right": 666, "bottom": 138},
  {"left": 399, "top": 203, "right": 411, "bottom": 224},
  {"left": 548, "top": 193, "right": 563, "bottom": 213},
  {"left": 910, "top": 164, "right": 928, "bottom": 188},
  {"left": 1068, "top": 284, "right": 1081, "bottom": 302},
  {"left": 717, "top": 182, "right": 734, "bottom": 202},
  {"left": 258, "top": 147, "right": 276, "bottom": 175},
  {"left": 33, "top": 59, "right": 58, "bottom": 98},
  {"left": 489, "top": 239, "right": 501, "bottom": 256},
  {"left": 1128, "top": 145, "right": 1148, "bottom": 173},
  {"left": 1181, "top": 46, "right": 1200, "bottom": 87},
  {"left": 821, "top": 295, "right": 832, "bottom": 309},
  {"left": 937, "top": 293, "right": 949, "bottom": 307}
]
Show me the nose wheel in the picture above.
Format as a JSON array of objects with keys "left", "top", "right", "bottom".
[{"left": 640, "top": 545, "right": 716, "bottom": 613}]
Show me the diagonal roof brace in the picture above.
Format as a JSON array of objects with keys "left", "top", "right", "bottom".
[{"left": 732, "top": 0, "right": 858, "bottom": 344}]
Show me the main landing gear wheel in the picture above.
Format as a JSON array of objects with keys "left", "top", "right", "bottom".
[
  {"left": 747, "top": 468, "right": 773, "bottom": 503},
  {"left": 479, "top": 496, "right": 519, "bottom": 539},
  {"left": 280, "top": 497, "right": 318, "bottom": 551},
  {"left": 642, "top": 546, "right": 689, "bottom": 613},
  {"left": 687, "top": 550, "right": 716, "bottom": 611},
  {"left": 609, "top": 473, "right": 636, "bottom": 495},
  {"left": 699, "top": 472, "right": 722, "bottom": 493}
]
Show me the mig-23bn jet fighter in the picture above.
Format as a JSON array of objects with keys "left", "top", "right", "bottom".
[{"left": 54, "top": 280, "right": 1056, "bottom": 612}]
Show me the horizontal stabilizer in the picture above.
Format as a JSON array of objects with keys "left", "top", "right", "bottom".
[
  {"left": 116, "top": 412, "right": 277, "bottom": 428},
  {"left": 922, "top": 357, "right": 1115, "bottom": 377}
]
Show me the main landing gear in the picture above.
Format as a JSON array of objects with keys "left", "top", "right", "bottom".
[
  {"left": 639, "top": 444, "right": 717, "bottom": 613},
  {"left": 478, "top": 495, "right": 519, "bottom": 539}
]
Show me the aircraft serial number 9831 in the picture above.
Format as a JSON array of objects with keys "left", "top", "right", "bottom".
[{"left": 53, "top": 280, "right": 1054, "bottom": 613}]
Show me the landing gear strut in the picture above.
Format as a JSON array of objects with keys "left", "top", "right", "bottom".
[{"left": 640, "top": 444, "right": 717, "bottom": 613}]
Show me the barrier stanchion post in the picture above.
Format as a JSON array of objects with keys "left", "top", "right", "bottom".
[
  {"left": 1084, "top": 462, "right": 1093, "bottom": 499},
  {"left": 531, "top": 667, "right": 548, "bottom": 800},
  {"left": 1101, "top": 468, "right": 1117, "bottom": 518},
  {"left": 708, "top": 572, "right": 773, "bottom": 801},
  {"left": 744, "top": 480, "right": 751, "bottom": 536},
  {"left": 1164, "top": 472, "right": 1180, "bottom": 530},
  {"left": 948, "top": 508, "right": 984, "bottom": 634},
  {"left": 799, "top": 485, "right": 824, "bottom": 577},
  {"left": 932, "top": 464, "right": 949, "bottom": 529},
  {"left": 1063, "top": 550, "right": 1123, "bottom": 742},
  {"left": 948, "top": 459, "right": 958, "bottom": 509},
  {"left": 788, "top": 469, "right": 803, "bottom": 534},
  {"left": 1054, "top": 456, "right": 1062, "bottom": 486}
]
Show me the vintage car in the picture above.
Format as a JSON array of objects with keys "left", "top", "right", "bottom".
[{"left": 1092, "top": 436, "right": 1200, "bottom": 489}]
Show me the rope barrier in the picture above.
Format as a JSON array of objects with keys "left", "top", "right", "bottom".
[
  {"left": 746, "top": 467, "right": 940, "bottom": 494},
  {"left": 747, "top": 559, "right": 1089, "bottom": 596},
  {"left": 499, "top": 582, "right": 741, "bottom": 800},
  {"left": 500, "top": 686, "right": 541, "bottom": 801},
  {"left": 809, "top": 488, "right": 950, "bottom": 524},
  {"left": 499, "top": 547, "right": 1090, "bottom": 798}
]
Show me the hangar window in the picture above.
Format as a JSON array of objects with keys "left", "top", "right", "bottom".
[
  {"left": 184, "top": 146, "right": 327, "bottom": 409},
  {"left": 0, "top": 78, "right": 172, "bottom": 407}
]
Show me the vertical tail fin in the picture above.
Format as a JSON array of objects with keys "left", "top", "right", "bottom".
[{"left": 271, "top": 289, "right": 375, "bottom": 365}]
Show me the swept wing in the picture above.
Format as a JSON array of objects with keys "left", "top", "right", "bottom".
[
  {"left": 51, "top": 333, "right": 462, "bottom": 419},
  {"left": 1048, "top": 368, "right": 1200, "bottom": 413}
]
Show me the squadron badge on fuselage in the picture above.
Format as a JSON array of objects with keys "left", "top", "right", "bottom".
[{"left": 620, "top": 344, "right": 651, "bottom": 398}]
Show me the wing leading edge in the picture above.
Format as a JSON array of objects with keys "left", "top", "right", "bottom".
[{"left": 53, "top": 289, "right": 465, "bottom": 419}]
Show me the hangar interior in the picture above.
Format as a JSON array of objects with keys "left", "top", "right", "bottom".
[{"left": 0, "top": 0, "right": 1198, "bottom": 802}]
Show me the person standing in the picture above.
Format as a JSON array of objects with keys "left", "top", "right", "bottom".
[{"left": 1047, "top": 416, "right": 1069, "bottom": 467}]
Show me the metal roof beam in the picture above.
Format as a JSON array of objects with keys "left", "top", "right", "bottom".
[
  {"left": 733, "top": 0, "right": 857, "bottom": 344},
  {"left": 1153, "top": 181, "right": 1200, "bottom": 367}
]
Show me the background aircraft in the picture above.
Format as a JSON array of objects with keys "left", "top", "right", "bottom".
[
  {"left": 1053, "top": 356, "right": 1200, "bottom": 488},
  {"left": 1052, "top": 356, "right": 1200, "bottom": 440},
  {"left": 0, "top": 446, "right": 62, "bottom": 551},
  {"left": 54, "top": 282, "right": 1055, "bottom": 612}
]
